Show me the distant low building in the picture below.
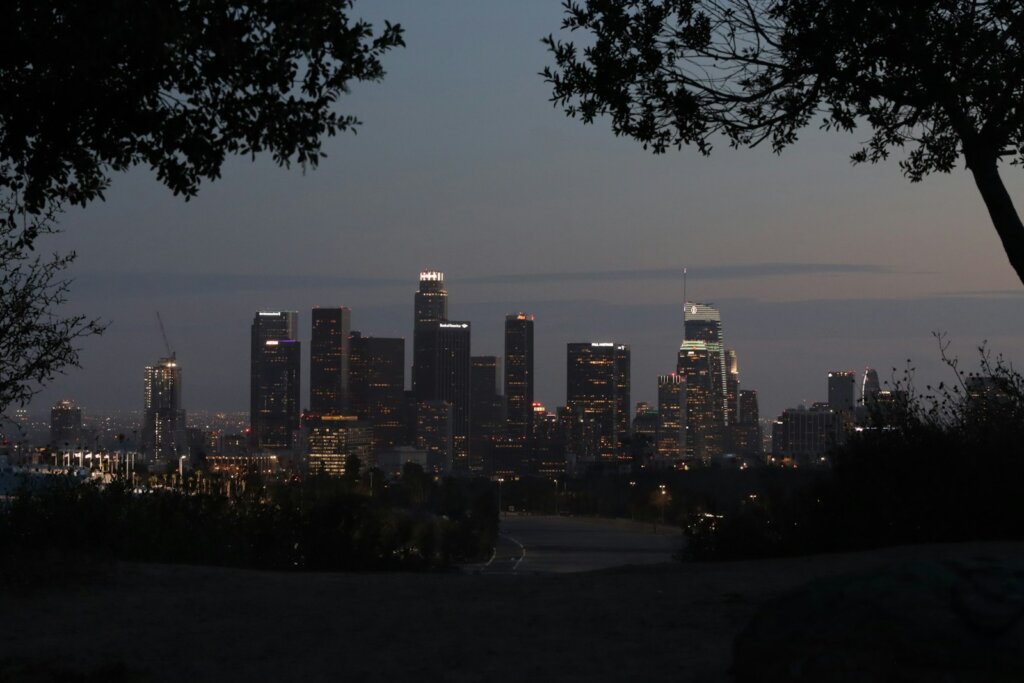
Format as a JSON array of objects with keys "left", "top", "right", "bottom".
[
  {"left": 772, "top": 403, "right": 847, "bottom": 466},
  {"left": 204, "top": 453, "right": 279, "bottom": 476},
  {"left": 50, "top": 400, "right": 82, "bottom": 448},
  {"left": 307, "top": 415, "right": 372, "bottom": 476}
]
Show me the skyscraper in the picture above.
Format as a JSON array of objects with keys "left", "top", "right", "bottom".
[
  {"left": 251, "top": 311, "right": 300, "bottom": 449},
  {"left": 828, "top": 370, "right": 856, "bottom": 412},
  {"left": 725, "top": 349, "right": 739, "bottom": 427},
  {"left": 143, "top": 356, "right": 185, "bottom": 460},
  {"left": 470, "top": 355, "right": 503, "bottom": 472},
  {"left": 862, "top": 368, "right": 881, "bottom": 405},
  {"left": 348, "top": 331, "right": 405, "bottom": 450},
  {"left": 684, "top": 302, "right": 728, "bottom": 427},
  {"left": 504, "top": 313, "right": 534, "bottom": 440},
  {"left": 412, "top": 271, "right": 453, "bottom": 399},
  {"left": 677, "top": 340, "right": 720, "bottom": 462},
  {"left": 411, "top": 272, "right": 471, "bottom": 472},
  {"left": 49, "top": 399, "right": 82, "bottom": 447},
  {"left": 656, "top": 373, "right": 684, "bottom": 461},
  {"left": 416, "top": 399, "right": 453, "bottom": 472},
  {"left": 736, "top": 389, "right": 762, "bottom": 458},
  {"left": 414, "top": 270, "right": 448, "bottom": 325},
  {"left": 310, "top": 307, "right": 350, "bottom": 415},
  {"left": 414, "top": 320, "right": 471, "bottom": 470},
  {"left": 566, "top": 342, "right": 630, "bottom": 459}
]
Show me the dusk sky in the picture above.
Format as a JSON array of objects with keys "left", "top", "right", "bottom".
[{"left": 34, "top": 0, "right": 1024, "bottom": 422}]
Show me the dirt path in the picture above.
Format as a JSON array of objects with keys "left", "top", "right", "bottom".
[{"left": 3, "top": 541, "right": 1022, "bottom": 682}]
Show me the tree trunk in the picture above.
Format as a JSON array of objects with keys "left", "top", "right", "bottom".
[{"left": 968, "top": 158, "right": 1024, "bottom": 287}]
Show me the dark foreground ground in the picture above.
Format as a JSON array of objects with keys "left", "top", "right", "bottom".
[{"left": 2, "top": 518, "right": 1022, "bottom": 682}]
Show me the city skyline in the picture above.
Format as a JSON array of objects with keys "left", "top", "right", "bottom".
[
  {"left": 20, "top": 267, "right": 1022, "bottom": 425},
  {"left": 22, "top": 0, "right": 1024, "bottom": 421}
]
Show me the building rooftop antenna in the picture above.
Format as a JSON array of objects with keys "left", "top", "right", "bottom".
[{"left": 156, "top": 311, "right": 175, "bottom": 360}]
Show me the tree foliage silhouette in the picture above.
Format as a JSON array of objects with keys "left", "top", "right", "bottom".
[
  {"left": 0, "top": 1, "right": 404, "bottom": 214},
  {"left": 543, "top": 0, "right": 1024, "bottom": 285},
  {"left": 0, "top": 202, "right": 105, "bottom": 414},
  {"left": 0, "top": 1, "right": 403, "bottom": 412}
]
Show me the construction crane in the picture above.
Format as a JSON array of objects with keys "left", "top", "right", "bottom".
[{"left": 156, "top": 311, "right": 175, "bottom": 361}]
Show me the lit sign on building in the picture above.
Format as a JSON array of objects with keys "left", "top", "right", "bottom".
[{"left": 439, "top": 323, "right": 469, "bottom": 329}]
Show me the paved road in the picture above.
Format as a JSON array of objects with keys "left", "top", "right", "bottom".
[{"left": 478, "top": 514, "right": 682, "bottom": 574}]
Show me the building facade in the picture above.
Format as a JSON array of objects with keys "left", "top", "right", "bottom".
[
  {"left": 828, "top": 370, "right": 856, "bottom": 413},
  {"left": 411, "top": 272, "right": 472, "bottom": 471},
  {"left": 677, "top": 340, "right": 721, "bottom": 462},
  {"left": 735, "top": 389, "right": 762, "bottom": 458},
  {"left": 250, "top": 311, "right": 300, "bottom": 449},
  {"left": 143, "top": 356, "right": 186, "bottom": 461},
  {"left": 307, "top": 415, "right": 372, "bottom": 476},
  {"left": 504, "top": 313, "right": 534, "bottom": 440},
  {"left": 348, "top": 332, "right": 405, "bottom": 451},
  {"left": 470, "top": 355, "right": 503, "bottom": 473},
  {"left": 772, "top": 403, "right": 847, "bottom": 465},
  {"left": 414, "top": 321, "right": 471, "bottom": 470},
  {"left": 310, "top": 307, "right": 351, "bottom": 415},
  {"left": 49, "top": 399, "right": 82, "bottom": 447},
  {"left": 656, "top": 373, "right": 684, "bottom": 461},
  {"left": 683, "top": 303, "right": 728, "bottom": 429},
  {"left": 416, "top": 399, "right": 453, "bottom": 473},
  {"left": 566, "top": 342, "right": 630, "bottom": 459}
]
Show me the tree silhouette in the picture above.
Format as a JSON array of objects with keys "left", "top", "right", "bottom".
[
  {"left": 0, "top": 1, "right": 403, "bottom": 411},
  {"left": 0, "top": 1, "right": 404, "bottom": 214},
  {"left": 543, "top": 0, "right": 1024, "bottom": 285},
  {"left": 0, "top": 201, "right": 105, "bottom": 415}
]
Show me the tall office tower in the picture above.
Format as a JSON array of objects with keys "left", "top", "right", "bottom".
[
  {"left": 566, "top": 342, "right": 631, "bottom": 459},
  {"left": 348, "top": 332, "right": 405, "bottom": 450},
  {"left": 416, "top": 399, "right": 453, "bottom": 472},
  {"left": 828, "top": 371, "right": 857, "bottom": 412},
  {"left": 310, "top": 307, "right": 351, "bottom": 415},
  {"left": 504, "top": 313, "right": 534, "bottom": 439},
  {"left": 470, "top": 355, "right": 503, "bottom": 473},
  {"left": 725, "top": 349, "right": 740, "bottom": 426},
  {"left": 250, "top": 311, "right": 301, "bottom": 449},
  {"left": 862, "top": 368, "right": 881, "bottom": 404},
  {"left": 143, "top": 356, "right": 186, "bottom": 460},
  {"left": 532, "top": 405, "right": 566, "bottom": 478},
  {"left": 614, "top": 343, "right": 631, "bottom": 440},
  {"left": 677, "top": 341, "right": 721, "bottom": 462},
  {"left": 657, "top": 374, "right": 685, "bottom": 461},
  {"left": 414, "top": 320, "right": 471, "bottom": 470},
  {"left": 412, "top": 271, "right": 452, "bottom": 397},
  {"left": 50, "top": 399, "right": 82, "bottom": 446},
  {"left": 736, "top": 389, "right": 762, "bottom": 458},
  {"left": 414, "top": 270, "right": 448, "bottom": 325},
  {"left": 684, "top": 303, "right": 728, "bottom": 426},
  {"left": 307, "top": 415, "right": 372, "bottom": 476}
]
